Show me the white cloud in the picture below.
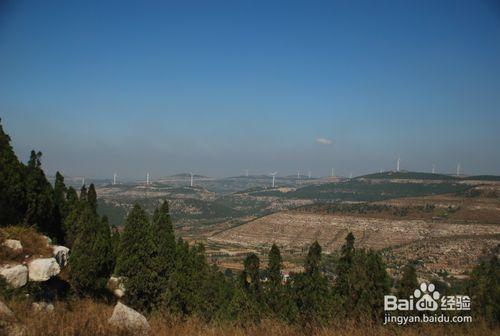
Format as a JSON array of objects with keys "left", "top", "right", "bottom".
[{"left": 315, "top": 137, "right": 332, "bottom": 145}]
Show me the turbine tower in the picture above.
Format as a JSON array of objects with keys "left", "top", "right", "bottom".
[
  {"left": 146, "top": 173, "right": 150, "bottom": 185},
  {"left": 331, "top": 168, "right": 334, "bottom": 177},
  {"left": 82, "top": 177, "right": 85, "bottom": 186},
  {"left": 397, "top": 157, "right": 401, "bottom": 172},
  {"left": 190, "top": 172, "right": 194, "bottom": 187},
  {"left": 457, "top": 163, "right": 461, "bottom": 177},
  {"left": 113, "top": 173, "right": 117, "bottom": 185},
  {"left": 308, "top": 171, "right": 311, "bottom": 179},
  {"left": 432, "top": 164, "right": 436, "bottom": 174},
  {"left": 297, "top": 169, "right": 300, "bottom": 179},
  {"left": 245, "top": 169, "right": 249, "bottom": 177},
  {"left": 349, "top": 172, "right": 353, "bottom": 179},
  {"left": 270, "top": 172, "right": 277, "bottom": 188}
]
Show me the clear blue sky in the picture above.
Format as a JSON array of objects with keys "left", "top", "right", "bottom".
[{"left": 1, "top": 0, "right": 499, "bottom": 179}]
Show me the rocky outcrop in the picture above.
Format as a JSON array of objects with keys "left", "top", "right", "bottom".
[
  {"left": 108, "top": 302, "right": 150, "bottom": 335},
  {"left": 0, "top": 265, "right": 28, "bottom": 288},
  {"left": 52, "top": 246, "right": 70, "bottom": 267},
  {"left": 107, "top": 276, "right": 126, "bottom": 298},
  {"left": 2, "top": 240, "right": 22, "bottom": 252},
  {"left": 28, "top": 258, "right": 60, "bottom": 282}
]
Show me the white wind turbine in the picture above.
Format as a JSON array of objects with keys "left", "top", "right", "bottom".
[
  {"left": 270, "top": 172, "right": 277, "bottom": 188},
  {"left": 146, "top": 172, "right": 150, "bottom": 185},
  {"left": 113, "top": 173, "right": 117, "bottom": 185},
  {"left": 396, "top": 157, "right": 401, "bottom": 172},
  {"left": 190, "top": 172, "right": 194, "bottom": 187}
]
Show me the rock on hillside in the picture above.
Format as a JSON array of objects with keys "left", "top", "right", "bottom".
[
  {"left": 0, "top": 265, "right": 28, "bottom": 288},
  {"left": 28, "top": 258, "right": 60, "bottom": 282},
  {"left": 108, "top": 302, "right": 150, "bottom": 335}
]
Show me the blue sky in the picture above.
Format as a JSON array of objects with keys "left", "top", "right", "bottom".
[{"left": 1, "top": 0, "right": 499, "bottom": 178}]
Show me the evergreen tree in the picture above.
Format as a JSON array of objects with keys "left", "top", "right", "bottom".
[
  {"left": 68, "top": 205, "right": 114, "bottom": 296},
  {"left": 268, "top": 244, "right": 283, "bottom": 287},
  {"left": 265, "top": 244, "right": 296, "bottom": 321},
  {"left": 241, "top": 253, "right": 261, "bottom": 295},
  {"left": 66, "top": 186, "right": 78, "bottom": 208},
  {"left": 334, "top": 232, "right": 356, "bottom": 311},
  {"left": 115, "top": 204, "right": 158, "bottom": 312},
  {"left": 87, "top": 183, "right": 97, "bottom": 212},
  {"left": 152, "top": 201, "right": 176, "bottom": 290},
  {"left": 468, "top": 253, "right": 500, "bottom": 324},
  {"left": 52, "top": 172, "right": 68, "bottom": 243},
  {"left": 0, "top": 119, "right": 26, "bottom": 226},
  {"left": 397, "top": 263, "right": 419, "bottom": 298},
  {"left": 24, "top": 150, "right": 61, "bottom": 241},
  {"left": 292, "top": 241, "right": 332, "bottom": 325}
]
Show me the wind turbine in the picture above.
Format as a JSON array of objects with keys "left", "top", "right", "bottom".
[
  {"left": 190, "top": 172, "right": 194, "bottom": 187},
  {"left": 146, "top": 173, "right": 150, "bottom": 185},
  {"left": 396, "top": 157, "right": 401, "bottom": 172},
  {"left": 270, "top": 172, "right": 277, "bottom": 188},
  {"left": 308, "top": 171, "right": 312, "bottom": 179},
  {"left": 349, "top": 172, "right": 353, "bottom": 179},
  {"left": 331, "top": 168, "right": 335, "bottom": 177},
  {"left": 113, "top": 173, "right": 117, "bottom": 185},
  {"left": 432, "top": 164, "right": 436, "bottom": 174},
  {"left": 297, "top": 169, "right": 300, "bottom": 179},
  {"left": 456, "top": 163, "right": 461, "bottom": 177}
]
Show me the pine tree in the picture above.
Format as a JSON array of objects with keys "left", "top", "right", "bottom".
[
  {"left": 241, "top": 253, "right": 261, "bottom": 295},
  {"left": 66, "top": 186, "right": 78, "bottom": 208},
  {"left": 87, "top": 183, "right": 97, "bottom": 212},
  {"left": 68, "top": 205, "right": 114, "bottom": 296},
  {"left": 265, "top": 244, "right": 296, "bottom": 321},
  {"left": 152, "top": 201, "right": 176, "bottom": 288},
  {"left": 268, "top": 244, "right": 283, "bottom": 287},
  {"left": 115, "top": 204, "right": 158, "bottom": 312},
  {"left": 334, "top": 232, "right": 356, "bottom": 312},
  {"left": 468, "top": 253, "right": 499, "bottom": 324},
  {"left": 24, "top": 150, "right": 62, "bottom": 241},
  {"left": 0, "top": 119, "right": 27, "bottom": 226},
  {"left": 292, "top": 241, "right": 332, "bottom": 325},
  {"left": 304, "top": 241, "right": 322, "bottom": 276},
  {"left": 397, "top": 263, "right": 419, "bottom": 298}
]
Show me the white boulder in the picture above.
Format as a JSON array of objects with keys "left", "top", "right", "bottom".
[
  {"left": 28, "top": 258, "right": 60, "bottom": 281},
  {"left": 108, "top": 302, "right": 150, "bottom": 335},
  {"left": 2, "top": 240, "right": 22, "bottom": 252},
  {"left": 52, "top": 246, "right": 70, "bottom": 267},
  {"left": 0, "top": 264, "right": 28, "bottom": 288}
]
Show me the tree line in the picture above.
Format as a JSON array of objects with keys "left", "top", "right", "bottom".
[{"left": 0, "top": 119, "right": 498, "bottom": 326}]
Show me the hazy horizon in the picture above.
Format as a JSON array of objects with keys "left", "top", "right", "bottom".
[{"left": 2, "top": 1, "right": 500, "bottom": 179}]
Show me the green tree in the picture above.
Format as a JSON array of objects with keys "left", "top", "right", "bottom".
[
  {"left": 397, "top": 264, "right": 419, "bottom": 298},
  {"left": 0, "top": 119, "right": 26, "bottom": 226},
  {"left": 115, "top": 204, "right": 158, "bottom": 312},
  {"left": 292, "top": 241, "right": 332, "bottom": 326},
  {"left": 68, "top": 205, "right": 114, "bottom": 296},
  {"left": 24, "top": 150, "right": 62, "bottom": 241},
  {"left": 241, "top": 253, "right": 261, "bottom": 295},
  {"left": 87, "top": 183, "right": 97, "bottom": 212},
  {"left": 152, "top": 201, "right": 176, "bottom": 291},
  {"left": 468, "top": 253, "right": 500, "bottom": 324}
]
